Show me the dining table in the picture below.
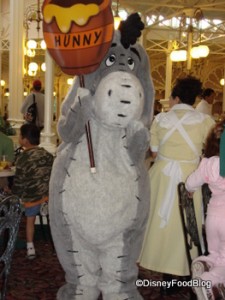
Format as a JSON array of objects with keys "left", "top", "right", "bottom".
[{"left": 0, "top": 168, "right": 15, "bottom": 178}]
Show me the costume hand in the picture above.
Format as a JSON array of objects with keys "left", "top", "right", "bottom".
[
  {"left": 58, "top": 87, "right": 94, "bottom": 142},
  {"left": 126, "top": 121, "right": 150, "bottom": 163},
  {"left": 71, "top": 87, "right": 93, "bottom": 121},
  {"left": 75, "top": 87, "right": 91, "bottom": 102},
  {"left": 126, "top": 120, "right": 149, "bottom": 143}
]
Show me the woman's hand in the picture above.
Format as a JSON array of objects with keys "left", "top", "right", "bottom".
[{"left": 187, "top": 191, "right": 194, "bottom": 198}]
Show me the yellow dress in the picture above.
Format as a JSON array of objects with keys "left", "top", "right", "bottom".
[{"left": 139, "top": 104, "right": 215, "bottom": 276}]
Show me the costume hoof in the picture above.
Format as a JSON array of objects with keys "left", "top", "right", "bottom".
[
  {"left": 57, "top": 283, "right": 100, "bottom": 300},
  {"left": 102, "top": 291, "right": 143, "bottom": 300}
]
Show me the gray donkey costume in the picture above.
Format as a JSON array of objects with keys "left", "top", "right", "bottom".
[{"left": 49, "top": 14, "right": 155, "bottom": 300}]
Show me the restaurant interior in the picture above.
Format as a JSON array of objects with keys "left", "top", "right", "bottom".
[
  {"left": 1, "top": 1, "right": 225, "bottom": 152},
  {"left": 0, "top": 1, "right": 225, "bottom": 299}
]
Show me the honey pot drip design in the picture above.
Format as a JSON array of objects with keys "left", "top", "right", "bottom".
[{"left": 42, "top": 0, "right": 114, "bottom": 75}]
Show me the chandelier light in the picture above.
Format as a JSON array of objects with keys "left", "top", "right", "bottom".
[
  {"left": 170, "top": 9, "right": 210, "bottom": 66},
  {"left": 170, "top": 50, "right": 187, "bottom": 62},
  {"left": 198, "top": 45, "right": 210, "bottom": 57},
  {"left": 40, "top": 40, "right": 46, "bottom": 50},
  {"left": 28, "top": 62, "right": 38, "bottom": 72},
  {"left": 28, "top": 69, "right": 37, "bottom": 77},
  {"left": 26, "top": 39, "right": 46, "bottom": 50},
  {"left": 190, "top": 45, "right": 209, "bottom": 59},
  {"left": 41, "top": 62, "right": 46, "bottom": 72},
  {"left": 26, "top": 48, "right": 36, "bottom": 57},
  {"left": 24, "top": 0, "right": 46, "bottom": 64},
  {"left": 27, "top": 39, "right": 37, "bottom": 49},
  {"left": 220, "top": 78, "right": 224, "bottom": 86},
  {"left": 0, "top": 80, "right": 5, "bottom": 87},
  {"left": 190, "top": 47, "right": 200, "bottom": 59}
]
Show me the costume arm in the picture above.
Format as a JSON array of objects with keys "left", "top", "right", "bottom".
[
  {"left": 57, "top": 87, "right": 93, "bottom": 143},
  {"left": 126, "top": 120, "right": 150, "bottom": 164}
]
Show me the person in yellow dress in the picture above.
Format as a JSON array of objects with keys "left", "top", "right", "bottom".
[{"left": 139, "top": 76, "right": 215, "bottom": 295}]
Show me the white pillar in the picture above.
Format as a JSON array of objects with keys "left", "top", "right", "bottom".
[
  {"left": 8, "top": 0, "right": 24, "bottom": 127},
  {"left": 40, "top": 50, "right": 57, "bottom": 155},
  {"left": 165, "top": 41, "right": 173, "bottom": 99},
  {"left": 187, "top": 25, "right": 193, "bottom": 71}
]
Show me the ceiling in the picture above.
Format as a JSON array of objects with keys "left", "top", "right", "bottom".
[
  {"left": 116, "top": 0, "right": 225, "bottom": 57},
  {"left": 118, "top": 0, "right": 225, "bottom": 20},
  {"left": 1, "top": 0, "right": 225, "bottom": 89}
]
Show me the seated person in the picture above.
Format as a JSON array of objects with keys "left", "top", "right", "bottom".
[
  {"left": 11, "top": 124, "right": 54, "bottom": 259},
  {"left": 185, "top": 119, "right": 225, "bottom": 300},
  {"left": 0, "top": 131, "right": 15, "bottom": 190},
  {"left": 0, "top": 113, "right": 16, "bottom": 136},
  {"left": 0, "top": 130, "right": 14, "bottom": 164}
]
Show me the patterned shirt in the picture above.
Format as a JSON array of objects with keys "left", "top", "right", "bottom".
[{"left": 12, "top": 147, "right": 53, "bottom": 204}]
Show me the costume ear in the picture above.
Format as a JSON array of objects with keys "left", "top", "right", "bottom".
[
  {"left": 134, "top": 43, "right": 155, "bottom": 128},
  {"left": 118, "top": 13, "right": 144, "bottom": 49}
]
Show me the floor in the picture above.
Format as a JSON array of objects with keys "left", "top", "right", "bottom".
[{"left": 4, "top": 217, "right": 192, "bottom": 300}]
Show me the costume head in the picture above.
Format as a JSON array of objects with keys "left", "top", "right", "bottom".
[{"left": 60, "top": 13, "right": 154, "bottom": 130}]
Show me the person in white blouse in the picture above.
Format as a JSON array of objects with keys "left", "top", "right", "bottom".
[{"left": 195, "top": 88, "right": 216, "bottom": 116}]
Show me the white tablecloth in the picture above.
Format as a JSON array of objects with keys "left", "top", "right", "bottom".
[{"left": 0, "top": 169, "right": 15, "bottom": 177}]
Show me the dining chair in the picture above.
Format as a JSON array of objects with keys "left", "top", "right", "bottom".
[
  {"left": 178, "top": 182, "right": 225, "bottom": 300},
  {"left": 0, "top": 194, "right": 22, "bottom": 300},
  {"left": 178, "top": 182, "right": 205, "bottom": 300},
  {"left": 200, "top": 183, "right": 212, "bottom": 256},
  {"left": 178, "top": 182, "right": 203, "bottom": 274}
]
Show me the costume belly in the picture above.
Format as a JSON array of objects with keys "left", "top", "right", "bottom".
[{"left": 62, "top": 125, "right": 139, "bottom": 245}]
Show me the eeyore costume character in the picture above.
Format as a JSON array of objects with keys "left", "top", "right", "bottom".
[{"left": 49, "top": 14, "right": 155, "bottom": 300}]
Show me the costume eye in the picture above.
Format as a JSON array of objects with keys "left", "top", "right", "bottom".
[
  {"left": 127, "top": 57, "right": 135, "bottom": 70},
  {"left": 106, "top": 54, "right": 116, "bottom": 67}
]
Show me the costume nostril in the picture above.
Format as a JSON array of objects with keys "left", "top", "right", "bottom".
[
  {"left": 121, "top": 85, "right": 131, "bottom": 88},
  {"left": 120, "top": 100, "right": 131, "bottom": 104},
  {"left": 108, "top": 90, "right": 112, "bottom": 97}
]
